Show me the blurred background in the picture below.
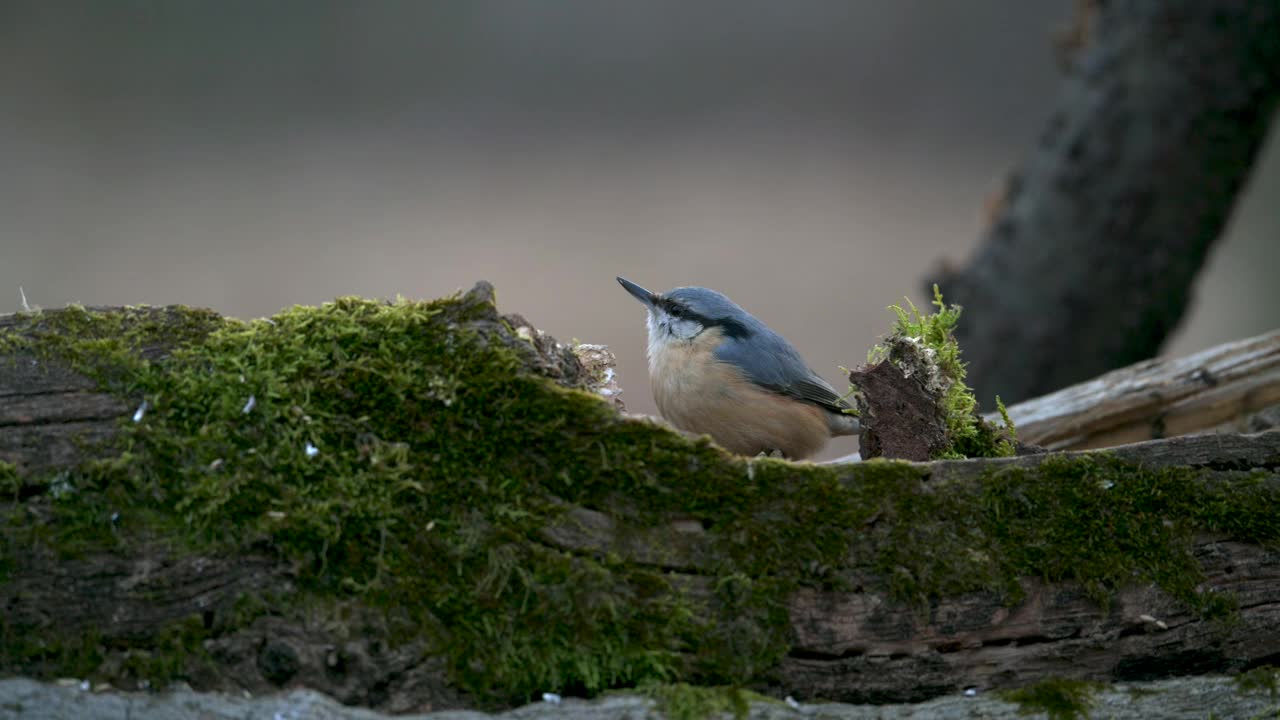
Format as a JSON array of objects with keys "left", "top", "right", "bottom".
[{"left": 2, "top": 1, "right": 1277, "bottom": 459}]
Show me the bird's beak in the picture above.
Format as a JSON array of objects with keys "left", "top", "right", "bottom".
[{"left": 616, "top": 276, "right": 657, "bottom": 309}]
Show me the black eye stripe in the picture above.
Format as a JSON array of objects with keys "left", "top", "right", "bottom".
[
  {"left": 658, "top": 296, "right": 753, "bottom": 339},
  {"left": 716, "top": 317, "right": 751, "bottom": 339}
]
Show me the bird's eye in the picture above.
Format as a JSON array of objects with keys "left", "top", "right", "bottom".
[{"left": 668, "top": 305, "right": 683, "bottom": 318}]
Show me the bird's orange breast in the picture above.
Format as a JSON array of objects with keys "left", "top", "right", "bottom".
[{"left": 649, "top": 329, "right": 832, "bottom": 460}]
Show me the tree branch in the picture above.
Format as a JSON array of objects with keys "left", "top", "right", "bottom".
[{"left": 994, "top": 328, "right": 1280, "bottom": 450}]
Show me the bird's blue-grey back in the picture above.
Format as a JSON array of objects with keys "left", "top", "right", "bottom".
[{"left": 666, "top": 287, "right": 849, "bottom": 413}]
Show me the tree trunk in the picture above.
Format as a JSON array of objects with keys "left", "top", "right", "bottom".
[
  {"left": 1, "top": 301, "right": 1278, "bottom": 713},
  {"left": 931, "top": 0, "right": 1280, "bottom": 407}
]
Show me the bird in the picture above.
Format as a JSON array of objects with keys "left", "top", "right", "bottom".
[{"left": 616, "top": 276, "right": 859, "bottom": 460}]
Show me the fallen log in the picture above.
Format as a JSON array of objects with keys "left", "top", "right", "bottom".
[{"left": 1, "top": 288, "right": 1277, "bottom": 714}]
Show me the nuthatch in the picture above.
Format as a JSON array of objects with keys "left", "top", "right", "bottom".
[{"left": 617, "top": 277, "right": 859, "bottom": 460}]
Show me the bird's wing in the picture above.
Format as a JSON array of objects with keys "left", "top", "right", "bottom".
[
  {"left": 781, "top": 376, "right": 851, "bottom": 413},
  {"left": 714, "top": 334, "right": 850, "bottom": 414}
]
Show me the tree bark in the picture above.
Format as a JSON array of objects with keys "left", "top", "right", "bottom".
[
  {"left": 2, "top": 304, "right": 1278, "bottom": 712},
  {"left": 931, "top": 0, "right": 1280, "bottom": 407}
]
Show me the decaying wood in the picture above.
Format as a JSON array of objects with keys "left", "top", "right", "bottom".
[
  {"left": 992, "top": 328, "right": 1280, "bottom": 450},
  {"left": 2, "top": 304, "right": 1278, "bottom": 712},
  {"left": 847, "top": 352, "right": 948, "bottom": 461},
  {"left": 931, "top": 0, "right": 1280, "bottom": 407}
]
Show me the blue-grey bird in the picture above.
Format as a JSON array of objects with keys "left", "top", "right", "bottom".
[{"left": 617, "top": 277, "right": 859, "bottom": 460}]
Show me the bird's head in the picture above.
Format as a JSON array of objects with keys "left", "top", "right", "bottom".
[{"left": 616, "top": 277, "right": 757, "bottom": 346}]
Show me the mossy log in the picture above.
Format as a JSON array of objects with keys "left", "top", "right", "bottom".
[{"left": 1, "top": 287, "right": 1278, "bottom": 714}]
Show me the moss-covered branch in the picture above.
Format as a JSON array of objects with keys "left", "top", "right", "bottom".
[{"left": 1, "top": 285, "right": 1278, "bottom": 713}]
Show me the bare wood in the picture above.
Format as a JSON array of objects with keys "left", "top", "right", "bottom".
[{"left": 990, "top": 328, "right": 1280, "bottom": 450}]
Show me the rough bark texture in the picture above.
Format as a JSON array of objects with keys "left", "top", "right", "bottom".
[
  {"left": 931, "top": 0, "right": 1280, "bottom": 406},
  {"left": 992, "top": 328, "right": 1280, "bottom": 451}
]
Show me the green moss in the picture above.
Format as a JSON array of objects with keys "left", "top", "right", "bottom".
[
  {"left": 0, "top": 611, "right": 216, "bottom": 689},
  {"left": 113, "top": 614, "right": 212, "bottom": 686},
  {"left": 0, "top": 304, "right": 223, "bottom": 384},
  {"left": 0, "top": 292, "right": 1277, "bottom": 705},
  {"left": 0, "top": 461, "right": 17, "bottom": 497},
  {"left": 0, "top": 628, "right": 105, "bottom": 681},
  {"left": 1124, "top": 685, "right": 1161, "bottom": 699},
  {"left": 1236, "top": 665, "right": 1280, "bottom": 701},
  {"left": 996, "top": 396, "right": 1018, "bottom": 442},
  {"left": 968, "top": 456, "right": 1276, "bottom": 614},
  {"left": 0, "top": 460, "right": 23, "bottom": 587},
  {"left": 637, "top": 682, "right": 777, "bottom": 720},
  {"left": 1001, "top": 678, "right": 1101, "bottom": 720},
  {"left": 866, "top": 285, "right": 1016, "bottom": 458}
]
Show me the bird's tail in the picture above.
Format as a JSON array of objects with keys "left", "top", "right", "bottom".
[{"left": 827, "top": 412, "right": 861, "bottom": 437}]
